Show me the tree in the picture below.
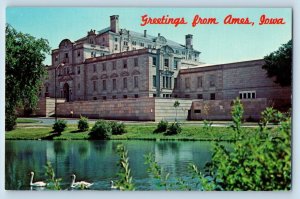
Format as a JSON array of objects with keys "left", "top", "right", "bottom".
[
  {"left": 262, "top": 40, "right": 292, "bottom": 87},
  {"left": 173, "top": 100, "right": 180, "bottom": 121},
  {"left": 5, "top": 24, "right": 50, "bottom": 130}
]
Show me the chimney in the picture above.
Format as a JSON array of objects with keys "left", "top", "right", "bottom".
[
  {"left": 185, "top": 34, "right": 193, "bottom": 49},
  {"left": 110, "top": 15, "right": 119, "bottom": 33},
  {"left": 144, "top": 30, "right": 147, "bottom": 37}
]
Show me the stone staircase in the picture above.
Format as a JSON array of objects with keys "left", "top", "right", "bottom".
[{"left": 155, "top": 98, "right": 193, "bottom": 121}]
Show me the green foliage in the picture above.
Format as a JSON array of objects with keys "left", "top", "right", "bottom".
[
  {"left": 165, "top": 122, "right": 182, "bottom": 135},
  {"left": 77, "top": 116, "right": 89, "bottom": 132},
  {"left": 262, "top": 40, "right": 292, "bottom": 87},
  {"left": 52, "top": 120, "right": 67, "bottom": 134},
  {"left": 115, "top": 144, "right": 135, "bottom": 191},
  {"left": 188, "top": 163, "right": 217, "bottom": 191},
  {"left": 203, "top": 120, "right": 213, "bottom": 131},
  {"left": 153, "top": 120, "right": 168, "bottom": 133},
  {"left": 230, "top": 98, "right": 244, "bottom": 138},
  {"left": 5, "top": 24, "right": 50, "bottom": 131},
  {"left": 110, "top": 121, "right": 127, "bottom": 135},
  {"left": 5, "top": 113, "right": 17, "bottom": 131},
  {"left": 89, "top": 120, "right": 112, "bottom": 140},
  {"left": 260, "top": 107, "right": 288, "bottom": 132},
  {"left": 144, "top": 153, "right": 170, "bottom": 190},
  {"left": 201, "top": 113, "right": 291, "bottom": 190},
  {"left": 44, "top": 161, "right": 62, "bottom": 190}
]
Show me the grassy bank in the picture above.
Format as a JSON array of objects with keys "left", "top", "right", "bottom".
[{"left": 5, "top": 123, "right": 260, "bottom": 141}]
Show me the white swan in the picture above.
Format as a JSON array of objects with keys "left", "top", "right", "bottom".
[
  {"left": 70, "top": 174, "right": 93, "bottom": 189},
  {"left": 29, "top": 171, "right": 47, "bottom": 187},
  {"left": 110, "top": 180, "right": 118, "bottom": 190}
]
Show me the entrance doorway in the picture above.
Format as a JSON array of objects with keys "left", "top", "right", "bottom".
[{"left": 63, "top": 83, "right": 70, "bottom": 102}]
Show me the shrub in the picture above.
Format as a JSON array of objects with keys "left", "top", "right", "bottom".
[
  {"left": 198, "top": 109, "right": 291, "bottom": 191},
  {"left": 110, "top": 121, "right": 127, "bottom": 135},
  {"left": 78, "top": 116, "right": 89, "bottom": 132},
  {"left": 89, "top": 120, "right": 112, "bottom": 139},
  {"left": 154, "top": 120, "right": 168, "bottom": 133},
  {"left": 5, "top": 113, "right": 17, "bottom": 131},
  {"left": 165, "top": 122, "right": 181, "bottom": 135},
  {"left": 52, "top": 120, "right": 67, "bottom": 134}
]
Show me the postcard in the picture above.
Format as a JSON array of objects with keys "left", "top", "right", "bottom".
[{"left": 5, "top": 7, "right": 292, "bottom": 191}]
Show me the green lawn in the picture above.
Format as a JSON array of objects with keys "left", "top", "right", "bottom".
[{"left": 5, "top": 123, "right": 260, "bottom": 141}]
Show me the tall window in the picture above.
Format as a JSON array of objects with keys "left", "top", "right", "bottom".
[
  {"left": 102, "top": 63, "right": 106, "bottom": 71},
  {"left": 77, "top": 66, "right": 80, "bottom": 74},
  {"left": 77, "top": 83, "right": 80, "bottom": 90},
  {"left": 163, "top": 76, "right": 166, "bottom": 88},
  {"left": 197, "top": 76, "right": 203, "bottom": 88},
  {"left": 123, "top": 59, "right": 127, "bottom": 68},
  {"left": 164, "top": 59, "right": 169, "bottom": 67},
  {"left": 210, "top": 93, "right": 216, "bottom": 100},
  {"left": 114, "top": 44, "right": 118, "bottom": 50},
  {"left": 140, "top": 42, "right": 144, "bottom": 47},
  {"left": 93, "top": 81, "right": 97, "bottom": 91},
  {"left": 134, "top": 76, "right": 138, "bottom": 88},
  {"left": 209, "top": 74, "right": 215, "bottom": 87},
  {"left": 174, "top": 78, "right": 177, "bottom": 89},
  {"left": 123, "top": 77, "right": 127, "bottom": 89},
  {"left": 174, "top": 60, "right": 178, "bottom": 70},
  {"left": 93, "top": 64, "right": 97, "bottom": 73},
  {"left": 112, "top": 61, "right": 116, "bottom": 70},
  {"left": 134, "top": 58, "right": 138, "bottom": 67},
  {"left": 153, "top": 75, "right": 156, "bottom": 87},
  {"left": 152, "top": 57, "right": 157, "bottom": 66},
  {"left": 185, "top": 77, "right": 190, "bottom": 89},
  {"left": 113, "top": 79, "right": 117, "bottom": 90},
  {"left": 103, "top": 80, "right": 106, "bottom": 90}
]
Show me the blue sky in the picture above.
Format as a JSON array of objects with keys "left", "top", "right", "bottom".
[{"left": 6, "top": 7, "right": 292, "bottom": 65}]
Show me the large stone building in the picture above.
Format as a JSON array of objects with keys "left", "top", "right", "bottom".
[{"left": 39, "top": 15, "right": 291, "bottom": 121}]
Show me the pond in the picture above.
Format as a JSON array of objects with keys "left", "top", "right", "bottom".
[{"left": 5, "top": 140, "right": 229, "bottom": 190}]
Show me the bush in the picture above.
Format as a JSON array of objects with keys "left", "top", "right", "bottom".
[
  {"left": 89, "top": 120, "right": 112, "bottom": 139},
  {"left": 78, "top": 116, "right": 89, "bottom": 132},
  {"left": 5, "top": 113, "right": 17, "bottom": 131},
  {"left": 165, "top": 122, "right": 181, "bottom": 135},
  {"left": 52, "top": 120, "right": 67, "bottom": 134},
  {"left": 154, "top": 120, "right": 168, "bottom": 133},
  {"left": 110, "top": 121, "right": 127, "bottom": 135}
]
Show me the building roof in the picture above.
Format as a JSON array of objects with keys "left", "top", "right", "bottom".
[{"left": 76, "top": 26, "right": 198, "bottom": 52}]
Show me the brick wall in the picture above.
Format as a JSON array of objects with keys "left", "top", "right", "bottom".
[
  {"left": 190, "top": 98, "right": 270, "bottom": 121},
  {"left": 56, "top": 97, "right": 155, "bottom": 121}
]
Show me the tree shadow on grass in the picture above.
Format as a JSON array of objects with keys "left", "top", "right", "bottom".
[{"left": 41, "top": 132, "right": 61, "bottom": 140}]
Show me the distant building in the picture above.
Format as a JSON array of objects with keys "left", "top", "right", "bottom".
[{"left": 39, "top": 15, "right": 291, "bottom": 121}]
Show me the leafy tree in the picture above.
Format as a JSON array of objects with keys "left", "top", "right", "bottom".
[
  {"left": 173, "top": 100, "right": 180, "bottom": 121},
  {"left": 5, "top": 24, "right": 50, "bottom": 130},
  {"left": 262, "top": 40, "right": 292, "bottom": 87}
]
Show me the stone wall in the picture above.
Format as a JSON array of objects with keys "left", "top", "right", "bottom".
[
  {"left": 55, "top": 98, "right": 194, "bottom": 121},
  {"left": 35, "top": 98, "right": 65, "bottom": 117},
  {"left": 155, "top": 99, "right": 193, "bottom": 121},
  {"left": 56, "top": 97, "right": 155, "bottom": 121},
  {"left": 190, "top": 98, "right": 270, "bottom": 121}
]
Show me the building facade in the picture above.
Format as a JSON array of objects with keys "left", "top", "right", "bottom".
[{"left": 40, "top": 15, "right": 291, "bottom": 120}]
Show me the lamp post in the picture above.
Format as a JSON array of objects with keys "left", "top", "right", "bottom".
[{"left": 54, "top": 63, "right": 64, "bottom": 122}]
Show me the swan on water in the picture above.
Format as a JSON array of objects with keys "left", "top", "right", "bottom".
[
  {"left": 29, "top": 171, "right": 47, "bottom": 187},
  {"left": 70, "top": 174, "right": 93, "bottom": 189}
]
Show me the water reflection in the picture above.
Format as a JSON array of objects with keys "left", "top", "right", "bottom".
[{"left": 5, "top": 140, "right": 227, "bottom": 190}]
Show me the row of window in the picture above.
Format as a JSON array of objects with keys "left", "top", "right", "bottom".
[
  {"left": 93, "top": 94, "right": 139, "bottom": 101},
  {"left": 91, "top": 76, "right": 139, "bottom": 92},
  {"left": 184, "top": 75, "right": 215, "bottom": 89},
  {"left": 239, "top": 91, "right": 256, "bottom": 99},
  {"left": 91, "top": 58, "right": 139, "bottom": 73}
]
